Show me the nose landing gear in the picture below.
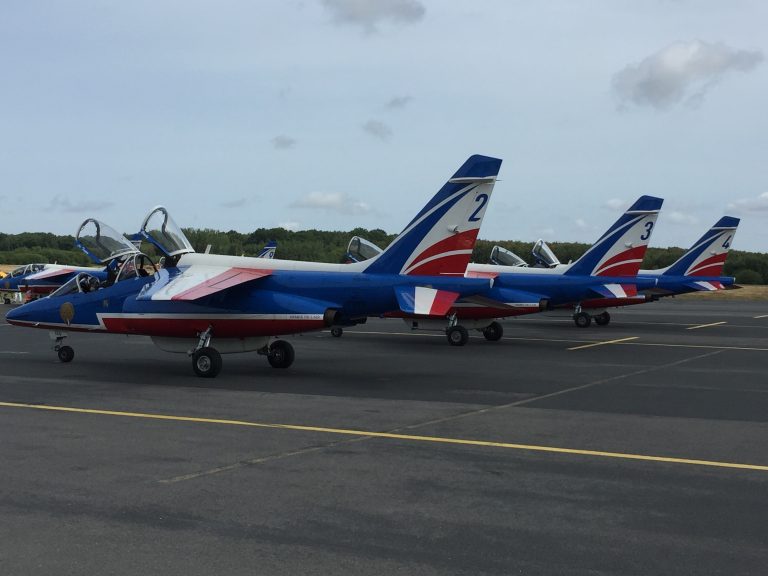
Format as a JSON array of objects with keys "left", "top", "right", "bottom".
[{"left": 50, "top": 331, "right": 75, "bottom": 363}]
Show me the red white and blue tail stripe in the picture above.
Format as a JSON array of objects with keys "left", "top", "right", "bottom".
[
  {"left": 565, "top": 196, "right": 663, "bottom": 277},
  {"left": 362, "top": 155, "right": 501, "bottom": 277}
]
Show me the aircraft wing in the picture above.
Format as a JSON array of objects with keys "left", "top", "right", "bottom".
[
  {"left": 589, "top": 283, "right": 639, "bottom": 299},
  {"left": 394, "top": 286, "right": 460, "bottom": 316},
  {"left": 139, "top": 266, "right": 272, "bottom": 301}
]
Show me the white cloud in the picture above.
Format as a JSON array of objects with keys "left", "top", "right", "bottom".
[
  {"left": 362, "top": 119, "right": 392, "bottom": 141},
  {"left": 386, "top": 96, "right": 413, "bottom": 109},
  {"left": 537, "top": 227, "right": 555, "bottom": 238},
  {"left": 321, "top": 0, "right": 425, "bottom": 32},
  {"left": 271, "top": 135, "right": 296, "bottom": 150},
  {"left": 574, "top": 218, "right": 589, "bottom": 230},
  {"left": 727, "top": 191, "right": 768, "bottom": 214},
  {"left": 602, "top": 198, "right": 628, "bottom": 211},
  {"left": 612, "top": 40, "right": 764, "bottom": 110},
  {"left": 46, "top": 195, "right": 115, "bottom": 213},
  {"left": 278, "top": 221, "right": 302, "bottom": 231},
  {"left": 291, "top": 191, "right": 373, "bottom": 215},
  {"left": 666, "top": 211, "right": 699, "bottom": 225}
]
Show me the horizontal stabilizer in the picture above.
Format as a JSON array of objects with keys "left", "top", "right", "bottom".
[
  {"left": 394, "top": 286, "right": 459, "bottom": 316},
  {"left": 140, "top": 266, "right": 272, "bottom": 301},
  {"left": 686, "top": 280, "right": 725, "bottom": 292},
  {"left": 590, "top": 283, "right": 639, "bottom": 299},
  {"left": 464, "top": 287, "right": 547, "bottom": 310}
]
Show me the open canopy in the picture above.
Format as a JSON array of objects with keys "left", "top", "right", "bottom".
[
  {"left": 490, "top": 245, "right": 528, "bottom": 267},
  {"left": 76, "top": 219, "right": 139, "bottom": 265},
  {"left": 140, "top": 206, "right": 195, "bottom": 258},
  {"left": 532, "top": 239, "right": 562, "bottom": 268}
]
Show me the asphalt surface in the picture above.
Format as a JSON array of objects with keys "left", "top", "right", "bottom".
[{"left": 1, "top": 299, "right": 767, "bottom": 575}]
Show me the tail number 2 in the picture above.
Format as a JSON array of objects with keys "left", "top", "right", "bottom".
[{"left": 468, "top": 194, "right": 489, "bottom": 222}]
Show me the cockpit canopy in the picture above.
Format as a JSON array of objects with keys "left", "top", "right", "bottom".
[
  {"left": 346, "top": 236, "right": 383, "bottom": 263},
  {"left": 532, "top": 239, "right": 562, "bottom": 268},
  {"left": 140, "top": 206, "right": 195, "bottom": 258},
  {"left": 115, "top": 253, "right": 157, "bottom": 282},
  {"left": 76, "top": 219, "right": 139, "bottom": 265},
  {"left": 489, "top": 246, "right": 528, "bottom": 267},
  {"left": 10, "top": 264, "right": 46, "bottom": 277},
  {"left": 50, "top": 272, "right": 101, "bottom": 298}
]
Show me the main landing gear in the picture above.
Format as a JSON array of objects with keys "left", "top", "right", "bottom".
[
  {"left": 572, "top": 310, "right": 611, "bottom": 328},
  {"left": 189, "top": 326, "right": 296, "bottom": 378},
  {"left": 330, "top": 326, "right": 344, "bottom": 338},
  {"left": 481, "top": 321, "right": 504, "bottom": 342}
]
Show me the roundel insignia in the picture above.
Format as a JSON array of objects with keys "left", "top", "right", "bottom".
[{"left": 59, "top": 302, "right": 75, "bottom": 325}]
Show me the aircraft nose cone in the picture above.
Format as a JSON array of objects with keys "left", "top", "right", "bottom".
[{"left": 5, "top": 304, "right": 27, "bottom": 324}]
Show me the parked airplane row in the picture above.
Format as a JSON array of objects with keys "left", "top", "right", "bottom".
[{"left": 4, "top": 155, "right": 738, "bottom": 377}]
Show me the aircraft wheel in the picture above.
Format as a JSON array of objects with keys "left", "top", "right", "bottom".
[
  {"left": 594, "top": 312, "right": 611, "bottom": 326},
  {"left": 573, "top": 312, "right": 592, "bottom": 328},
  {"left": 482, "top": 321, "right": 503, "bottom": 342},
  {"left": 192, "top": 347, "right": 222, "bottom": 378},
  {"left": 268, "top": 340, "right": 295, "bottom": 369},
  {"left": 446, "top": 325, "right": 469, "bottom": 346},
  {"left": 330, "top": 326, "right": 344, "bottom": 338},
  {"left": 57, "top": 345, "right": 75, "bottom": 363}
]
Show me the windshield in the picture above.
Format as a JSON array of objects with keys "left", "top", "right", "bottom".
[
  {"left": 140, "top": 206, "right": 195, "bottom": 257},
  {"left": 490, "top": 246, "right": 528, "bottom": 267},
  {"left": 346, "top": 236, "right": 383, "bottom": 262},
  {"left": 532, "top": 239, "right": 561, "bottom": 268},
  {"left": 76, "top": 219, "right": 139, "bottom": 264},
  {"left": 50, "top": 273, "right": 101, "bottom": 298}
]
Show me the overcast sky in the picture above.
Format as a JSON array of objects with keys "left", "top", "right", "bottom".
[{"left": 1, "top": 1, "right": 766, "bottom": 252}]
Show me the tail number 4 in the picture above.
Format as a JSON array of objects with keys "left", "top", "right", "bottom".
[
  {"left": 468, "top": 194, "right": 489, "bottom": 222},
  {"left": 640, "top": 221, "right": 654, "bottom": 241}
]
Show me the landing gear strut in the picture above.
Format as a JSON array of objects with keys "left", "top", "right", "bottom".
[
  {"left": 573, "top": 311, "right": 592, "bottom": 328},
  {"left": 189, "top": 326, "right": 222, "bottom": 378},
  {"left": 50, "top": 331, "right": 75, "bottom": 363}
]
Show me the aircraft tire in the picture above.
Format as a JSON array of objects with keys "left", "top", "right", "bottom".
[
  {"left": 573, "top": 312, "right": 592, "bottom": 328},
  {"left": 192, "top": 347, "right": 222, "bottom": 378},
  {"left": 330, "top": 326, "right": 344, "bottom": 338},
  {"left": 446, "top": 325, "right": 469, "bottom": 346},
  {"left": 57, "top": 345, "right": 75, "bottom": 363},
  {"left": 268, "top": 340, "right": 295, "bottom": 369},
  {"left": 594, "top": 312, "right": 611, "bottom": 326},
  {"left": 482, "top": 321, "right": 503, "bottom": 342}
]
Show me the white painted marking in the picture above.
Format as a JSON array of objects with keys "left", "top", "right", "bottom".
[{"left": 687, "top": 321, "right": 727, "bottom": 330}]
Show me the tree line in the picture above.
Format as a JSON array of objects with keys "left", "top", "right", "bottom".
[{"left": 1, "top": 228, "right": 766, "bottom": 284}]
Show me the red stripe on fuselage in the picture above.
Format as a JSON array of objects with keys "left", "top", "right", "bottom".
[{"left": 102, "top": 317, "right": 325, "bottom": 338}]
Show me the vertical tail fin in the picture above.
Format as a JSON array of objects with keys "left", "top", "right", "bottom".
[
  {"left": 362, "top": 155, "right": 502, "bottom": 276},
  {"left": 662, "top": 216, "right": 739, "bottom": 277},
  {"left": 564, "top": 195, "right": 664, "bottom": 277},
  {"left": 257, "top": 241, "right": 277, "bottom": 259}
]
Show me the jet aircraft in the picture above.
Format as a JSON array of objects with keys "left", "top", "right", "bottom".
[
  {"left": 342, "top": 196, "right": 664, "bottom": 340},
  {"left": 7, "top": 155, "right": 502, "bottom": 376}
]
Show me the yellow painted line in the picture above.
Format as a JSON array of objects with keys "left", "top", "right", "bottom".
[
  {"left": 568, "top": 336, "right": 639, "bottom": 351},
  {"left": 1, "top": 401, "right": 766, "bottom": 472},
  {"left": 686, "top": 321, "right": 727, "bottom": 330}
]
